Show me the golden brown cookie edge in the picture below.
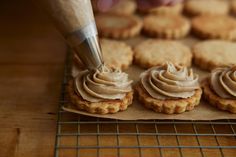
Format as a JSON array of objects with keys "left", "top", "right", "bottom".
[
  {"left": 201, "top": 78, "right": 236, "bottom": 113},
  {"left": 95, "top": 14, "right": 143, "bottom": 39},
  {"left": 143, "top": 15, "right": 190, "bottom": 39},
  {"left": 135, "top": 83, "right": 202, "bottom": 114},
  {"left": 67, "top": 80, "right": 133, "bottom": 114},
  {"left": 134, "top": 40, "right": 192, "bottom": 69}
]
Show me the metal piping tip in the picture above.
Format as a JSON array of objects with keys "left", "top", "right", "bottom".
[
  {"left": 72, "top": 35, "right": 104, "bottom": 70},
  {"left": 66, "top": 21, "right": 104, "bottom": 71}
]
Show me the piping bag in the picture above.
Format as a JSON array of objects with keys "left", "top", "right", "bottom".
[{"left": 40, "top": 0, "right": 103, "bottom": 70}]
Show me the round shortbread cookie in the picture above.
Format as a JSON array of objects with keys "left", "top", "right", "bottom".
[
  {"left": 192, "top": 15, "right": 236, "bottom": 40},
  {"left": 107, "top": 0, "right": 137, "bottom": 15},
  {"left": 136, "top": 83, "right": 202, "bottom": 114},
  {"left": 134, "top": 40, "right": 192, "bottom": 68},
  {"left": 143, "top": 14, "right": 190, "bottom": 39},
  {"left": 95, "top": 13, "right": 142, "bottom": 39},
  {"left": 74, "top": 39, "right": 134, "bottom": 70},
  {"left": 193, "top": 40, "right": 236, "bottom": 71},
  {"left": 202, "top": 78, "right": 236, "bottom": 113},
  {"left": 184, "top": 0, "right": 229, "bottom": 16},
  {"left": 92, "top": 0, "right": 136, "bottom": 15},
  {"left": 68, "top": 80, "right": 133, "bottom": 114},
  {"left": 149, "top": 3, "right": 183, "bottom": 15},
  {"left": 100, "top": 39, "right": 134, "bottom": 69}
]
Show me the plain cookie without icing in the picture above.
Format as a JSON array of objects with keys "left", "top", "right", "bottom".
[
  {"left": 100, "top": 39, "right": 134, "bottom": 69},
  {"left": 193, "top": 40, "right": 236, "bottom": 71},
  {"left": 143, "top": 14, "right": 190, "bottom": 39},
  {"left": 95, "top": 13, "right": 142, "bottom": 39},
  {"left": 107, "top": 0, "right": 137, "bottom": 15},
  {"left": 134, "top": 40, "right": 192, "bottom": 68},
  {"left": 74, "top": 39, "right": 134, "bottom": 70},
  {"left": 140, "top": 3, "right": 183, "bottom": 15},
  {"left": 92, "top": 0, "right": 136, "bottom": 15},
  {"left": 192, "top": 15, "right": 236, "bottom": 40},
  {"left": 184, "top": 0, "right": 229, "bottom": 16}
]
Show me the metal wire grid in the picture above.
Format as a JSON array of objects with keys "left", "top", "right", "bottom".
[{"left": 54, "top": 53, "right": 236, "bottom": 157}]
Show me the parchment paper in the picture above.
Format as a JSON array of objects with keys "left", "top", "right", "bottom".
[{"left": 63, "top": 36, "right": 236, "bottom": 120}]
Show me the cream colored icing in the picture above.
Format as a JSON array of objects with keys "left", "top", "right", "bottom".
[
  {"left": 210, "top": 66, "right": 236, "bottom": 99},
  {"left": 74, "top": 65, "right": 132, "bottom": 102},
  {"left": 140, "top": 62, "right": 199, "bottom": 100}
]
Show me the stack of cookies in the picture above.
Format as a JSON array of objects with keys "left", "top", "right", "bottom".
[{"left": 70, "top": 0, "right": 236, "bottom": 115}]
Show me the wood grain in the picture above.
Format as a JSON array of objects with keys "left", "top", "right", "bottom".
[
  {"left": 0, "top": 0, "right": 236, "bottom": 157},
  {"left": 0, "top": 0, "right": 66, "bottom": 157}
]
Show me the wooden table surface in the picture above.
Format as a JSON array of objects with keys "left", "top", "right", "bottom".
[
  {"left": 0, "top": 1, "right": 236, "bottom": 157},
  {"left": 0, "top": 0, "right": 66, "bottom": 156}
]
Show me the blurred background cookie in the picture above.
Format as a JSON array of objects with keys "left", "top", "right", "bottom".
[
  {"left": 106, "top": 0, "right": 137, "bottom": 15},
  {"left": 146, "top": 3, "right": 183, "bottom": 15},
  {"left": 95, "top": 13, "right": 143, "bottom": 39},
  {"left": 193, "top": 40, "right": 236, "bottom": 71},
  {"left": 92, "top": 0, "right": 137, "bottom": 15},
  {"left": 143, "top": 14, "right": 190, "bottom": 39},
  {"left": 184, "top": 0, "right": 229, "bottom": 16},
  {"left": 192, "top": 15, "right": 236, "bottom": 40},
  {"left": 134, "top": 40, "right": 192, "bottom": 68}
]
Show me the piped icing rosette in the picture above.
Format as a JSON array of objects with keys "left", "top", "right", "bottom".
[
  {"left": 140, "top": 62, "right": 200, "bottom": 100},
  {"left": 74, "top": 66, "right": 133, "bottom": 102},
  {"left": 210, "top": 66, "right": 236, "bottom": 99}
]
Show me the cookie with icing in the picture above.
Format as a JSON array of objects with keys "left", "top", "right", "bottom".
[
  {"left": 68, "top": 66, "right": 133, "bottom": 114},
  {"left": 202, "top": 66, "right": 236, "bottom": 113},
  {"left": 136, "top": 62, "right": 202, "bottom": 114}
]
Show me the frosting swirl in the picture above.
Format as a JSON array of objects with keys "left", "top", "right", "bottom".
[
  {"left": 210, "top": 66, "right": 236, "bottom": 99},
  {"left": 74, "top": 66, "right": 133, "bottom": 102},
  {"left": 140, "top": 62, "right": 199, "bottom": 100}
]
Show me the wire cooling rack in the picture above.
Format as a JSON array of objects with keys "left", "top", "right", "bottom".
[{"left": 54, "top": 53, "right": 236, "bottom": 157}]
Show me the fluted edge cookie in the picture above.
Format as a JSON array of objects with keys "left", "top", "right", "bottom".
[
  {"left": 201, "top": 78, "right": 236, "bottom": 113},
  {"left": 135, "top": 83, "right": 202, "bottom": 114},
  {"left": 149, "top": 3, "right": 183, "bottom": 15},
  {"left": 67, "top": 80, "right": 133, "bottom": 114},
  {"left": 95, "top": 13, "right": 143, "bottom": 39},
  {"left": 138, "top": 3, "right": 183, "bottom": 15},
  {"left": 192, "top": 15, "right": 236, "bottom": 40},
  {"left": 193, "top": 40, "right": 236, "bottom": 71},
  {"left": 134, "top": 40, "right": 192, "bottom": 68},
  {"left": 100, "top": 39, "right": 134, "bottom": 69},
  {"left": 107, "top": 0, "right": 137, "bottom": 15},
  {"left": 92, "top": 0, "right": 137, "bottom": 15},
  {"left": 143, "top": 14, "right": 190, "bottom": 39},
  {"left": 184, "top": 0, "right": 229, "bottom": 16},
  {"left": 73, "top": 39, "right": 134, "bottom": 70}
]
